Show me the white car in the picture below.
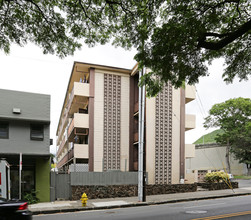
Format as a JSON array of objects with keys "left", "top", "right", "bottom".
[{"left": 228, "top": 173, "right": 234, "bottom": 180}]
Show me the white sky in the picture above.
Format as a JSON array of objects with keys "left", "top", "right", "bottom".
[{"left": 0, "top": 43, "right": 250, "bottom": 154}]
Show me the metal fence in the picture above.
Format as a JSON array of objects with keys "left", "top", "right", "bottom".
[
  {"left": 50, "top": 172, "right": 71, "bottom": 201},
  {"left": 71, "top": 171, "right": 138, "bottom": 186},
  {"left": 50, "top": 171, "right": 139, "bottom": 201}
]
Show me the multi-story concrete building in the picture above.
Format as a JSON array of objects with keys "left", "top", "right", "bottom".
[
  {"left": 56, "top": 62, "right": 196, "bottom": 184},
  {"left": 0, "top": 89, "right": 51, "bottom": 202}
]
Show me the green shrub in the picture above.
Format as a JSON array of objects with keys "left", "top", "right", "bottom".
[
  {"left": 204, "top": 171, "right": 229, "bottom": 183},
  {"left": 24, "top": 190, "right": 40, "bottom": 204}
]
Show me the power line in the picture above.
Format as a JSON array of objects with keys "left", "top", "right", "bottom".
[
  {"left": 192, "top": 86, "right": 205, "bottom": 118},
  {"left": 195, "top": 86, "right": 207, "bottom": 117}
]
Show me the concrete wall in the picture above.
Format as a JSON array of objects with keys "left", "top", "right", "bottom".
[
  {"left": 146, "top": 96, "right": 156, "bottom": 184},
  {"left": 93, "top": 70, "right": 130, "bottom": 172},
  {"left": 120, "top": 76, "right": 130, "bottom": 171},
  {"left": 93, "top": 72, "right": 104, "bottom": 171},
  {"left": 190, "top": 144, "right": 247, "bottom": 176},
  {"left": 172, "top": 88, "right": 181, "bottom": 184},
  {"left": 36, "top": 158, "right": 50, "bottom": 202},
  {"left": 0, "top": 121, "right": 50, "bottom": 155}
]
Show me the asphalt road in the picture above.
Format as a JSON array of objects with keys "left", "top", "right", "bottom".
[
  {"left": 34, "top": 195, "right": 251, "bottom": 220},
  {"left": 237, "top": 179, "right": 251, "bottom": 188}
]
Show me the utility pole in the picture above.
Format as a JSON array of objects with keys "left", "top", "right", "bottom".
[
  {"left": 19, "top": 153, "right": 22, "bottom": 200},
  {"left": 138, "top": 68, "right": 146, "bottom": 202}
]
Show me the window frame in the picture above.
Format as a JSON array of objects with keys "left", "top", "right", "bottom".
[
  {"left": 0, "top": 122, "right": 9, "bottom": 139},
  {"left": 30, "top": 124, "right": 44, "bottom": 141}
]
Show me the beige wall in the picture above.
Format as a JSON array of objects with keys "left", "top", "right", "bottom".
[
  {"left": 74, "top": 82, "right": 90, "bottom": 97},
  {"left": 185, "top": 144, "right": 195, "bottom": 158},
  {"left": 185, "top": 85, "right": 196, "bottom": 104},
  {"left": 146, "top": 96, "right": 156, "bottom": 184},
  {"left": 185, "top": 114, "right": 196, "bottom": 131},
  {"left": 93, "top": 72, "right": 104, "bottom": 171},
  {"left": 171, "top": 88, "right": 181, "bottom": 184},
  {"left": 74, "top": 144, "right": 89, "bottom": 158},
  {"left": 93, "top": 70, "right": 130, "bottom": 171},
  {"left": 74, "top": 113, "right": 89, "bottom": 128},
  {"left": 120, "top": 76, "right": 130, "bottom": 171},
  {"left": 190, "top": 145, "right": 246, "bottom": 175}
]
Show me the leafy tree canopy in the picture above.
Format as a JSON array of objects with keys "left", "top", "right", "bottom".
[
  {"left": 204, "top": 98, "right": 251, "bottom": 168},
  {"left": 1, "top": 0, "right": 250, "bottom": 95}
]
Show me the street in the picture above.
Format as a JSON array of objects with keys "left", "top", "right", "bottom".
[{"left": 34, "top": 195, "right": 251, "bottom": 220}]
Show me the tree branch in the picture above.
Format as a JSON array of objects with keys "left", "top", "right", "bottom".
[
  {"left": 25, "top": 0, "right": 51, "bottom": 25},
  {"left": 198, "top": 19, "right": 251, "bottom": 50},
  {"left": 78, "top": 0, "right": 100, "bottom": 26},
  {"left": 1, "top": 0, "right": 11, "bottom": 28},
  {"left": 105, "top": 0, "right": 133, "bottom": 15},
  {"left": 199, "top": 0, "right": 241, "bottom": 16}
]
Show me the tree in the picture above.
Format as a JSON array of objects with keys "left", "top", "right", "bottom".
[
  {"left": 1, "top": 0, "right": 250, "bottom": 95},
  {"left": 204, "top": 98, "right": 251, "bottom": 174}
]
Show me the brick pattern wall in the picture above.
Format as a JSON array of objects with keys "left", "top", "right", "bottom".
[
  {"left": 155, "top": 82, "right": 173, "bottom": 184},
  {"left": 103, "top": 74, "right": 121, "bottom": 170}
]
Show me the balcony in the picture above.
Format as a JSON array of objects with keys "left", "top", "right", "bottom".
[
  {"left": 57, "top": 152, "right": 69, "bottom": 169},
  {"left": 185, "top": 144, "right": 195, "bottom": 158},
  {"left": 185, "top": 85, "right": 196, "bottom": 104},
  {"left": 57, "top": 82, "right": 89, "bottom": 142},
  {"left": 57, "top": 144, "right": 89, "bottom": 169},
  {"left": 67, "top": 82, "right": 89, "bottom": 116},
  {"left": 56, "top": 135, "right": 66, "bottom": 157},
  {"left": 56, "top": 111, "right": 69, "bottom": 146},
  {"left": 185, "top": 114, "right": 196, "bottom": 131},
  {"left": 74, "top": 144, "right": 89, "bottom": 159},
  {"left": 68, "top": 113, "right": 89, "bottom": 140}
]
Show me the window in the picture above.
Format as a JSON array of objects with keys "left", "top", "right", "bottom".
[
  {"left": 30, "top": 124, "right": 44, "bottom": 141},
  {"left": 0, "top": 122, "right": 9, "bottom": 139}
]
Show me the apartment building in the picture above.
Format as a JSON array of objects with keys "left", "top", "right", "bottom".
[
  {"left": 56, "top": 62, "right": 196, "bottom": 184},
  {"left": 0, "top": 89, "right": 51, "bottom": 202}
]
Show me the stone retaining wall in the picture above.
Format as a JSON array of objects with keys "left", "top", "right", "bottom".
[
  {"left": 71, "top": 184, "right": 197, "bottom": 200},
  {"left": 198, "top": 181, "right": 238, "bottom": 190}
]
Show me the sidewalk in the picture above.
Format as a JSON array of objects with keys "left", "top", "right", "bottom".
[{"left": 29, "top": 186, "right": 251, "bottom": 215}]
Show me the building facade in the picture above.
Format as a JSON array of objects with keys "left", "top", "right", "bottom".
[
  {"left": 0, "top": 89, "right": 51, "bottom": 202},
  {"left": 188, "top": 144, "right": 247, "bottom": 182},
  {"left": 56, "top": 62, "right": 196, "bottom": 184}
]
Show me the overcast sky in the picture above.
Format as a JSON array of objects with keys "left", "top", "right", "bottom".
[{"left": 0, "top": 43, "right": 250, "bottom": 154}]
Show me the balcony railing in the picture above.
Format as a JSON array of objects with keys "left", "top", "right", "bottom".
[
  {"left": 74, "top": 144, "right": 89, "bottom": 159},
  {"left": 57, "top": 82, "right": 89, "bottom": 141},
  {"left": 57, "top": 143, "right": 88, "bottom": 169},
  {"left": 185, "top": 114, "right": 196, "bottom": 131},
  {"left": 67, "top": 113, "right": 89, "bottom": 138},
  {"left": 185, "top": 85, "right": 196, "bottom": 104},
  {"left": 185, "top": 144, "right": 195, "bottom": 158},
  {"left": 56, "top": 136, "right": 66, "bottom": 157},
  {"left": 57, "top": 152, "right": 69, "bottom": 168}
]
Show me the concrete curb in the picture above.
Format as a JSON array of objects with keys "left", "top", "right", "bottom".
[{"left": 31, "top": 192, "right": 251, "bottom": 215}]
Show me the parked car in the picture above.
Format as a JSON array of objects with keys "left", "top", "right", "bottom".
[
  {"left": 0, "top": 198, "right": 32, "bottom": 220},
  {"left": 228, "top": 173, "right": 234, "bottom": 180}
]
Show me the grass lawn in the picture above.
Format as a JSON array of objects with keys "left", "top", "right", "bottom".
[{"left": 234, "top": 175, "right": 251, "bottom": 180}]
